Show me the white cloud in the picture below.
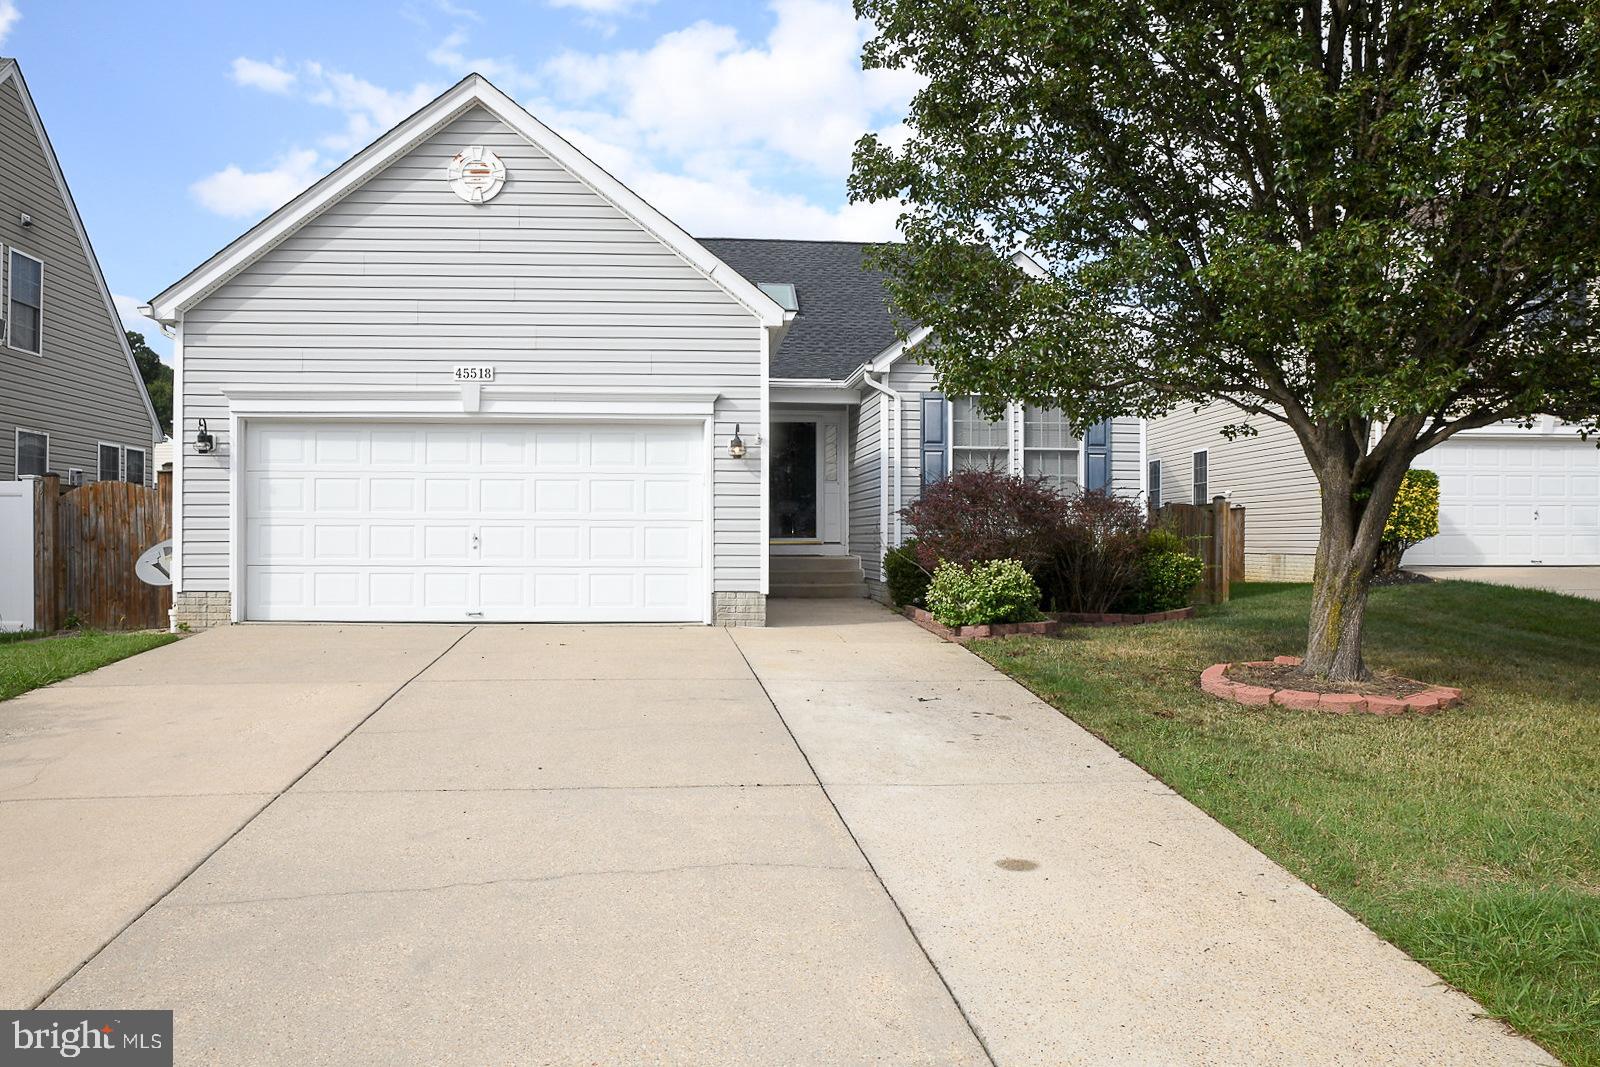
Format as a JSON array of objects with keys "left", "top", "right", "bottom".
[
  {"left": 426, "top": 30, "right": 537, "bottom": 95},
  {"left": 190, "top": 148, "right": 322, "bottom": 217},
  {"left": 0, "top": 1, "right": 18, "bottom": 48},
  {"left": 543, "top": 0, "right": 919, "bottom": 177},
  {"left": 230, "top": 57, "right": 297, "bottom": 94},
  {"left": 549, "top": 0, "right": 655, "bottom": 15}
]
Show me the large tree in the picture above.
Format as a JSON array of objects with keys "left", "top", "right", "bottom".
[
  {"left": 127, "top": 329, "right": 172, "bottom": 435},
  {"left": 850, "top": 0, "right": 1600, "bottom": 680}
]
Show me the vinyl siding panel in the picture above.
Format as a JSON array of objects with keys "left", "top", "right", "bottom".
[
  {"left": 0, "top": 76, "right": 158, "bottom": 482},
  {"left": 178, "top": 106, "right": 764, "bottom": 596},
  {"left": 1148, "top": 401, "right": 1320, "bottom": 578},
  {"left": 848, "top": 394, "right": 884, "bottom": 579}
]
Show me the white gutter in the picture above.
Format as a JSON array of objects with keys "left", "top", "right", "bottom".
[{"left": 860, "top": 369, "right": 903, "bottom": 550}]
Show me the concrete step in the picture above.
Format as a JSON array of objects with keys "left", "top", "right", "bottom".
[
  {"left": 769, "top": 555, "right": 866, "bottom": 578},
  {"left": 769, "top": 581, "right": 869, "bottom": 599}
]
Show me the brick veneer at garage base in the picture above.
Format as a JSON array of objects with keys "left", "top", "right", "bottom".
[
  {"left": 171, "top": 591, "right": 767, "bottom": 629},
  {"left": 1201, "top": 656, "right": 1464, "bottom": 715}
]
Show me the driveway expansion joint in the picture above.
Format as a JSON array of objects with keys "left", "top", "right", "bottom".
[
  {"left": 723, "top": 628, "right": 1000, "bottom": 1067},
  {"left": 31, "top": 626, "right": 478, "bottom": 1010}
]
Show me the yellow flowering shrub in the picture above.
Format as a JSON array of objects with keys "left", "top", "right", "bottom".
[{"left": 1376, "top": 469, "right": 1440, "bottom": 574}]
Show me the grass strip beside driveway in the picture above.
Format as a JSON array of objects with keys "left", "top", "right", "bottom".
[
  {"left": 973, "top": 581, "right": 1599, "bottom": 1067},
  {"left": 0, "top": 631, "right": 179, "bottom": 702}
]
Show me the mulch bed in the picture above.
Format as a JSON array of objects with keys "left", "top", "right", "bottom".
[
  {"left": 1201, "top": 656, "right": 1463, "bottom": 715},
  {"left": 1371, "top": 568, "right": 1437, "bottom": 588}
]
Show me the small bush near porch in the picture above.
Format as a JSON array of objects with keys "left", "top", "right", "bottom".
[{"left": 974, "top": 581, "right": 1599, "bottom": 1067}]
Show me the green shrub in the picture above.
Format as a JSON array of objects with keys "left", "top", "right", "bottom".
[
  {"left": 884, "top": 538, "right": 932, "bottom": 607},
  {"left": 1123, "top": 548, "right": 1206, "bottom": 613},
  {"left": 925, "top": 559, "right": 1043, "bottom": 628},
  {"left": 1377, "top": 468, "right": 1441, "bottom": 575}
]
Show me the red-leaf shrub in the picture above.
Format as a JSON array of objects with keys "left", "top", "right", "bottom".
[
  {"left": 901, "top": 470, "right": 1070, "bottom": 575},
  {"left": 1049, "top": 490, "right": 1151, "bottom": 613},
  {"left": 902, "top": 471, "right": 1151, "bottom": 612}
]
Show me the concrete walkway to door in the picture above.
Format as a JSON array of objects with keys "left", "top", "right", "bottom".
[{"left": 2, "top": 602, "right": 1555, "bottom": 1064}]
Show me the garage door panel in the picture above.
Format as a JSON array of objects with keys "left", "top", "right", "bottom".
[
  {"left": 243, "top": 422, "right": 707, "bottom": 622},
  {"left": 1405, "top": 438, "right": 1600, "bottom": 566}
]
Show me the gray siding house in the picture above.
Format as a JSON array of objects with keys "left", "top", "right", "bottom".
[
  {"left": 0, "top": 59, "right": 161, "bottom": 486},
  {"left": 1149, "top": 402, "right": 1599, "bottom": 577},
  {"left": 145, "top": 75, "right": 1144, "bottom": 629}
]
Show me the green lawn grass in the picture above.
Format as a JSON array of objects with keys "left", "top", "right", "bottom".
[
  {"left": 0, "top": 630, "right": 179, "bottom": 701},
  {"left": 973, "top": 580, "right": 1600, "bottom": 1067}
]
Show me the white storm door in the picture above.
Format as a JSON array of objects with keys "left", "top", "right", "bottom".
[{"left": 243, "top": 421, "right": 706, "bottom": 622}]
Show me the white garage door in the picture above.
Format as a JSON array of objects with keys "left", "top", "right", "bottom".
[
  {"left": 1404, "top": 437, "right": 1600, "bottom": 566},
  {"left": 243, "top": 421, "right": 707, "bottom": 622}
]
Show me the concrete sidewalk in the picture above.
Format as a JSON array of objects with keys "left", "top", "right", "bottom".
[{"left": 2, "top": 604, "right": 1558, "bottom": 1064}]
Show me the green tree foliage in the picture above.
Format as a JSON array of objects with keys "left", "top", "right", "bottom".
[
  {"left": 127, "top": 330, "right": 172, "bottom": 435},
  {"left": 849, "top": 0, "right": 1600, "bottom": 679}
]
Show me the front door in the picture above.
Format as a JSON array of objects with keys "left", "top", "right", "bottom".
[{"left": 770, "top": 421, "right": 818, "bottom": 539}]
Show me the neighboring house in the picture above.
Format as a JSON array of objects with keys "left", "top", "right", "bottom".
[
  {"left": 143, "top": 74, "right": 1144, "bottom": 629},
  {"left": 1149, "top": 402, "right": 1600, "bottom": 578},
  {"left": 0, "top": 59, "right": 162, "bottom": 487}
]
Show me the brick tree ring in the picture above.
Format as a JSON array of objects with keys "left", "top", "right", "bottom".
[{"left": 1199, "top": 657, "right": 1463, "bottom": 715}]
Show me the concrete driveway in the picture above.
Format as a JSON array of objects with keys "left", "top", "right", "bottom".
[
  {"left": 1, "top": 603, "right": 1554, "bottom": 1065},
  {"left": 1410, "top": 564, "right": 1600, "bottom": 600}
]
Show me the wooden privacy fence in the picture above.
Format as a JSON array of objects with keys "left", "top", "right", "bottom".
[
  {"left": 33, "top": 472, "right": 172, "bottom": 631},
  {"left": 1154, "top": 498, "right": 1245, "bottom": 604}
]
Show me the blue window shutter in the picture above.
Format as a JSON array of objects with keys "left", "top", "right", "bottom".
[
  {"left": 921, "top": 394, "right": 949, "bottom": 486},
  {"left": 1085, "top": 419, "right": 1113, "bottom": 491}
]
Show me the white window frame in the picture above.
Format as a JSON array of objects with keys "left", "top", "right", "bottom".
[
  {"left": 1148, "top": 459, "right": 1163, "bottom": 510},
  {"left": 15, "top": 428, "right": 49, "bottom": 479},
  {"left": 6, "top": 246, "right": 44, "bottom": 356},
  {"left": 124, "top": 445, "right": 148, "bottom": 486},
  {"left": 1192, "top": 449, "right": 1209, "bottom": 504},
  {"left": 98, "top": 441, "right": 123, "bottom": 482},
  {"left": 1019, "top": 403, "right": 1082, "bottom": 491},
  {"left": 949, "top": 395, "right": 1012, "bottom": 474}
]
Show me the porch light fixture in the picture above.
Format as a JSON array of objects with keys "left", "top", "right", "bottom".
[
  {"left": 728, "top": 425, "right": 747, "bottom": 459},
  {"left": 194, "top": 418, "right": 216, "bottom": 455}
]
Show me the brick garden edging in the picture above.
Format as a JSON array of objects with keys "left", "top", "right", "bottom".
[
  {"left": 1052, "top": 607, "right": 1196, "bottom": 626},
  {"left": 902, "top": 606, "right": 1059, "bottom": 641},
  {"left": 1200, "top": 656, "right": 1463, "bottom": 715},
  {"left": 903, "top": 604, "right": 1197, "bottom": 642}
]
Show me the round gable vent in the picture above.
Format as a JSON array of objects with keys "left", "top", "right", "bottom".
[{"left": 447, "top": 146, "right": 507, "bottom": 204}]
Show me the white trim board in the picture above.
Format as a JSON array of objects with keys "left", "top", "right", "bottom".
[{"left": 145, "top": 73, "right": 790, "bottom": 331}]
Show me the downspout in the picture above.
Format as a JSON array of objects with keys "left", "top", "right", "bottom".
[{"left": 861, "top": 370, "right": 902, "bottom": 549}]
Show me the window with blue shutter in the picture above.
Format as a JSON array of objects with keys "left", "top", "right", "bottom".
[
  {"left": 921, "top": 393, "right": 949, "bottom": 486},
  {"left": 1084, "top": 419, "right": 1113, "bottom": 491}
]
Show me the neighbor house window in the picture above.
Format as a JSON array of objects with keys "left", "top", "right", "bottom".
[
  {"left": 99, "top": 443, "right": 121, "bottom": 482},
  {"left": 1148, "top": 459, "right": 1163, "bottom": 510},
  {"left": 1022, "top": 405, "right": 1079, "bottom": 490},
  {"left": 1192, "top": 450, "right": 1208, "bottom": 503},
  {"left": 16, "top": 429, "right": 48, "bottom": 478},
  {"left": 951, "top": 395, "right": 1009, "bottom": 472},
  {"left": 7, "top": 249, "right": 43, "bottom": 355},
  {"left": 124, "top": 447, "right": 147, "bottom": 485}
]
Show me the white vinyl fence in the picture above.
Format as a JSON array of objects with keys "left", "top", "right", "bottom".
[{"left": 0, "top": 480, "right": 35, "bottom": 631}]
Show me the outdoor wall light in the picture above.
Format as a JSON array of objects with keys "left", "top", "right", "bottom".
[
  {"left": 194, "top": 418, "right": 216, "bottom": 455},
  {"left": 728, "top": 425, "right": 747, "bottom": 459}
]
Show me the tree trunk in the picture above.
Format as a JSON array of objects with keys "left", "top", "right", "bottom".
[{"left": 1301, "top": 455, "right": 1412, "bottom": 682}]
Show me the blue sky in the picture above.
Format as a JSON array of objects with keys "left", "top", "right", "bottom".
[{"left": 0, "top": 0, "right": 917, "bottom": 360}]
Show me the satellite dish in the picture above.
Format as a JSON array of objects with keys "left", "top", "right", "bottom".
[{"left": 136, "top": 539, "right": 174, "bottom": 587}]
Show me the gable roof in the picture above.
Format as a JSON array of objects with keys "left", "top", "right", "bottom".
[
  {"left": 0, "top": 59, "right": 163, "bottom": 438},
  {"left": 698, "top": 238, "right": 907, "bottom": 380},
  {"left": 146, "top": 74, "right": 788, "bottom": 328}
]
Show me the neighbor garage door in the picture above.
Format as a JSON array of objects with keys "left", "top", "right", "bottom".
[
  {"left": 1403, "top": 437, "right": 1600, "bottom": 566},
  {"left": 243, "top": 422, "right": 706, "bottom": 622}
]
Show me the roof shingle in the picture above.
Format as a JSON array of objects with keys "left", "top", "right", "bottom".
[{"left": 698, "top": 238, "right": 905, "bottom": 380}]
